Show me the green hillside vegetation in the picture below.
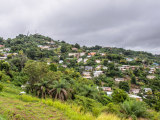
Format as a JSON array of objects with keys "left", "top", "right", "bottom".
[{"left": 0, "top": 34, "right": 160, "bottom": 120}]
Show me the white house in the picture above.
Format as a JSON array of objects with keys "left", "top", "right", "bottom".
[
  {"left": 129, "top": 94, "right": 142, "bottom": 101},
  {"left": 147, "top": 75, "right": 156, "bottom": 79},
  {"left": 130, "top": 89, "right": 140, "bottom": 94},
  {"left": 93, "top": 71, "right": 103, "bottom": 77},
  {"left": 115, "top": 78, "right": 125, "bottom": 83},
  {"left": 82, "top": 72, "right": 92, "bottom": 79}
]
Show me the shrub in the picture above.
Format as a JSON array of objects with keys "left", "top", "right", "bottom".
[
  {"left": 75, "top": 95, "right": 103, "bottom": 116},
  {"left": 112, "top": 89, "right": 129, "bottom": 103},
  {"left": 0, "top": 83, "right": 3, "bottom": 92},
  {"left": 121, "top": 100, "right": 149, "bottom": 119},
  {"left": 19, "top": 95, "right": 39, "bottom": 102},
  {"left": 103, "top": 103, "right": 120, "bottom": 114}
]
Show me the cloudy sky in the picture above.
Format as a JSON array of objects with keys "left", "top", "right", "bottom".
[{"left": 0, "top": 0, "right": 160, "bottom": 54}]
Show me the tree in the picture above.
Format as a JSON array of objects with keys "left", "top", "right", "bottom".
[
  {"left": 49, "top": 63, "right": 57, "bottom": 72},
  {"left": 49, "top": 79, "right": 71, "bottom": 101},
  {"left": 112, "top": 89, "right": 129, "bottom": 103},
  {"left": 61, "top": 45, "right": 68, "bottom": 53},
  {"left": 75, "top": 43, "right": 80, "bottom": 49},
  {"left": 119, "top": 81, "right": 130, "bottom": 92},
  {"left": 23, "top": 61, "right": 49, "bottom": 93},
  {"left": 131, "top": 75, "right": 137, "bottom": 84}
]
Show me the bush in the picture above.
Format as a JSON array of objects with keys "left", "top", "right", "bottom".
[
  {"left": 0, "top": 83, "right": 3, "bottom": 92},
  {"left": 112, "top": 89, "right": 129, "bottom": 103},
  {"left": 103, "top": 103, "right": 120, "bottom": 114},
  {"left": 121, "top": 100, "right": 149, "bottom": 119},
  {"left": 19, "top": 95, "right": 39, "bottom": 102},
  {"left": 75, "top": 95, "right": 103, "bottom": 116}
]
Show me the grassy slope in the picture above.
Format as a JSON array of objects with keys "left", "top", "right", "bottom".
[
  {"left": 0, "top": 83, "right": 121, "bottom": 120},
  {"left": 0, "top": 83, "right": 67, "bottom": 120}
]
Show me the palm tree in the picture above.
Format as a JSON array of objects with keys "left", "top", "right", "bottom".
[
  {"left": 49, "top": 79, "right": 71, "bottom": 101},
  {"left": 34, "top": 80, "right": 50, "bottom": 99}
]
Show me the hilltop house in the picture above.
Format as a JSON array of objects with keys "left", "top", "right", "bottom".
[{"left": 72, "top": 48, "right": 78, "bottom": 51}]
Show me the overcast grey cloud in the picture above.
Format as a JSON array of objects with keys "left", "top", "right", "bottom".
[{"left": 0, "top": 0, "right": 160, "bottom": 54}]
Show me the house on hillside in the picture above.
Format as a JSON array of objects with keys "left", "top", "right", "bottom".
[
  {"left": 80, "top": 52, "right": 86, "bottom": 56},
  {"left": 85, "top": 66, "right": 93, "bottom": 71},
  {"left": 95, "top": 60, "right": 101, "bottom": 64},
  {"left": 100, "top": 53, "right": 106, "bottom": 56},
  {"left": 128, "top": 94, "right": 142, "bottom": 101},
  {"left": 115, "top": 78, "right": 125, "bottom": 83},
  {"left": 144, "top": 88, "right": 152, "bottom": 93},
  {"left": 82, "top": 72, "right": 92, "bottom": 79},
  {"left": 130, "top": 89, "right": 140, "bottom": 95},
  {"left": 147, "top": 75, "right": 156, "bottom": 79},
  {"left": 77, "top": 58, "right": 83, "bottom": 63},
  {"left": 93, "top": 71, "right": 103, "bottom": 77},
  {"left": 101, "top": 87, "right": 112, "bottom": 92},
  {"left": 88, "top": 52, "right": 96, "bottom": 56},
  {"left": 72, "top": 48, "right": 78, "bottom": 51},
  {"left": 0, "top": 45, "right": 4, "bottom": 48},
  {"left": 84, "top": 58, "right": 88, "bottom": 63}
]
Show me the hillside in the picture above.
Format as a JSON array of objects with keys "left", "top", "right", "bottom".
[
  {"left": 0, "top": 83, "right": 122, "bottom": 120},
  {"left": 0, "top": 34, "right": 160, "bottom": 120}
]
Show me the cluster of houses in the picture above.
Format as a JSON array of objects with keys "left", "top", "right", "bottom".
[
  {"left": 0, "top": 45, "right": 18, "bottom": 60},
  {"left": 37, "top": 41, "right": 59, "bottom": 50}
]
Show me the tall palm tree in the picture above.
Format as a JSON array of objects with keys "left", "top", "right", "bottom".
[{"left": 49, "top": 79, "right": 71, "bottom": 101}]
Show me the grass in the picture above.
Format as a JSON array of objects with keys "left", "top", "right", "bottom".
[{"left": 0, "top": 82, "right": 123, "bottom": 120}]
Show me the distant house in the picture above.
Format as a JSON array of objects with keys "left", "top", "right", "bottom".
[
  {"left": 0, "top": 45, "right": 4, "bottom": 48},
  {"left": 128, "top": 94, "right": 142, "bottom": 101},
  {"left": 38, "top": 45, "right": 50, "bottom": 50},
  {"left": 80, "top": 52, "right": 86, "bottom": 56},
  {"left": 0, "top": 57, "right": 7, "bottom": 60},
  {"left": 4, "top": 48, "right": 11, "bottom": 52},
  {"left": 101, "top": 87, "right": 112, "bottom": 92},
  {"left": 100, "top": 53, "right": 106, "bottom": 56},
  {"left": 144, "top": 88, "right": 152, "bottom": 93},
  {"left": 59, "top": 60, "right": 63, "bottom": 64},
  {"left": 106, "top": 91, "right": 113, "bottom": 96},
  {"left": 93, "top": 71, "right": 103, "bottom": 77},
  {"left": 82, "top": 72, "right": 92, "bottom": 79},
  {"left": 126, "top": 58, "right": 133, "bottom": 62},
  {"left": 102, "top": 66, "right": 108, "bottom": 70},
  {"left": 62, "top": 65, "right": 67, "bottom": 68},
  {"left": 85, "top": 66, "right": 93, "bottom": 71},
  {"left": 95, "top": 65, "right": 102, "bottom": 70},
  {"left": 68, "top": 53, "right": 80, "bottom": 58},
  {"left": 84, "top": 58, "right": 88, "bottom": 63},
  {"left": 95, "top": 60, "right": 101, "bottom": 64},
  {"left": 149, "top": 68, "right": 156, "bottom": 74},
  {"left": 88, "top": 52, "right": 96, "bottom": 56},
  {"left": 77, "top": 58, "right": 83, "bottom": 63},
  {"left": 147, "top": 75, "right": 156, "bottom": 79},
  {"left": 130, "top": 89, "right": 140, "bottom": 94},
  {"left": 72, "top": 48, "right": 78, "bottom": 51},
  {"left": 115, "top": 78, "right": 125, "bottom": 83}
]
